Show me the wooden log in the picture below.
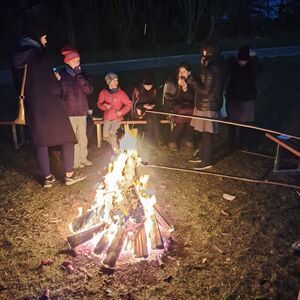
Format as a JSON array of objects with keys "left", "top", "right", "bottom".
[
  {"left": 71, "top": 206, "right": 104, "bottom": 232},
  {"left": 134, "top": 224, "right": 148, "bottom": 258},
  {"left": 67, "top": 223, "right": 105, "bottom": 248},
  {"left": 102, "top": 226, "right": 125, "bottom": 268},
  {"left": 94, "top": 233, "right": 109, "bottom": 255},
  {"left": 150, "top": 215, "right": 164, "bottom": 249},
  {"left": 153, "top": 203, "right": 174, "bottom": 231}
]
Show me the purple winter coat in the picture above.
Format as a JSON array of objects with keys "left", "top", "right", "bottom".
[
  {"left": 11, "top": 37, "right": 76, "bottom": 146},
  {"left": 60, "top": 67, "right": 94, "bottom": 116}
]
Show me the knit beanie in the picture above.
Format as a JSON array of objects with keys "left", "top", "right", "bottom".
[
  {"left": 142, "top": 72, "right": 154, "bottom": 85},
  {"left": 105, "top": 72, "right": 118, "bottom": 85},
  {"left": 237, "top": 45, "right": 251, "bottom": 61},
  {"left": 61, "top": 45, "right": 80, "bottom": 63}
]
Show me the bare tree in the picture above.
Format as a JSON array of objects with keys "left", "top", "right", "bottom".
[
  {"left": 107, "top": 0, "right": 138, "bottom": 48},
  {"left": 173, "top": 0, "right": 204, "bottom": 45},
  {"left": 62, "top": 0, "right": 75, "bottom": 46}
]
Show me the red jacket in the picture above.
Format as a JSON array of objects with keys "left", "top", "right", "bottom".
[{"left": 97, "top": 88, "right": 132, "bottom": 121}]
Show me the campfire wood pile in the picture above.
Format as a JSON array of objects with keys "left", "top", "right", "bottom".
[{"left": 67, "top": 148, "right": 173, "bottom": 269}]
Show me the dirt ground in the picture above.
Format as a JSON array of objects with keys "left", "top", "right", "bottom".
[{"left": 0, "top": 131, "right": 299, "bottom": 300}]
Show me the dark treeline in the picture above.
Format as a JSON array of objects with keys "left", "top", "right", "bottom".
[{"left": 0, "top": 0, "right": 300, "bottom": 56}]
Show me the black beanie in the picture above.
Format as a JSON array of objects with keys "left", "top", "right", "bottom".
[
  {"left": 142, "top": 72, "right": 154, "bottom": 85},
  {"left": 238, "top": 45, "right": 251, "bottom": 61}
]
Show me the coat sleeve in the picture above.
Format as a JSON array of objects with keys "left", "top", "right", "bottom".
[
  {"left": 97, "top": 90, "right": 107, "bottom": 111},
  {"left": 75, "top": 72, "right": 94, "bottom": 95},
  {"left": 118, "top": 91, "right": 132, "bottom": 116}
]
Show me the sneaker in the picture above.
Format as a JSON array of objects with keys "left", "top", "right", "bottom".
[
  {"left": 169, "top": 142, "right": 178, "bottom": 152},
  {"left": 43, "top": 174, "right": 56, "bottom": 188},
  {"left": 65, "top": 172, "right": 87, "bottom": 186},
  {"left": 82, "top": 160, "right": 92, "bottom": 166},
  {"left": 74, "top": 164, "right": 84, "bottom": 169},
  {"left": 193, "top": 162, "right": 212, "bottom": 170}
]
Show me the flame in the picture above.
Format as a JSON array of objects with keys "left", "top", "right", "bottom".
[{"left": 68, "top": 126, "right": 171, "bottom": 266}]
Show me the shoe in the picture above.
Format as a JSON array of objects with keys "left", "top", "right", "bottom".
[
  {"left": 82, "top": 160, "right": 92, "bottom": 166},
  {"left": 169, "top": 142, "right": 178, "bottom": 152},
  {"left": 43, "top": 174, "right": 56, "bottom": 188},
  {"left": 193, "top": 162, "right": 212, "bottom": 170},
  {"left": 74, "top": 164, "right": 84, "bottom": 169},
  {"left": 65, "top": 172, "right": 87, "bottom": 186}
]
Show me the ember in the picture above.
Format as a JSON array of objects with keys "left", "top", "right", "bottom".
[{"left": 67, "top": 129, "right": 173, "bottom": 268}]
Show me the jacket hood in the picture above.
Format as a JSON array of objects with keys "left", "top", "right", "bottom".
[{"left": 11, "top": 37, "right": 43, "bottom": 69}]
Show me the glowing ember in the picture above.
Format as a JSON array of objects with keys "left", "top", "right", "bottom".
[{"left": 67, "top": 129, "right": 173, "bottom": 269}]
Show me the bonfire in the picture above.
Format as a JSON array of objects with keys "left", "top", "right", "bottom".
[{"left": 67, "top": 128, "right": 173, "bottom": 269}]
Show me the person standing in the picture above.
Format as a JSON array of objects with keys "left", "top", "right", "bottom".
[
  {"left": 59, "top": 46, "right": 94, "bottom": 169},
  {"left": 11, "top": 21, "right": 86, "bottom": 187},
  {"left": 97, "top": 72, "right": 132, "bottom": 151},
  {"left": 132, "top": 72, "right": 162, "bottom": 146},
  {"left": 188, "top": 39, "right": 227, "bottom": 170},
  {"left": 225, "top": 45, "right": 258, "bottom": 151},
  {"left": 163, "top": 61, "right": 195, "bottom": 152}
]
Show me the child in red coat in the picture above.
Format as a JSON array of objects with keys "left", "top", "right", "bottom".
[{"left": 97, "top": 72, "right": 132, "bottom": 151}]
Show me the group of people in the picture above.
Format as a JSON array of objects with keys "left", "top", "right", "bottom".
[{"left": 10, "top": 22, "right": 258, "bottom": 187}]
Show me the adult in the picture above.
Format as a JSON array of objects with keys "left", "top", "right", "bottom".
[
  {"left": 163, "top": 61, "right": 195, "bottom": 152},
  {"left": 188, "top": 39, "right": 227, "bottom": 170},
  {"left": 11, "top": 21, "right": 86, "bottom": 187},
  {"left": 59, "top": 46, "right": 94, "bottom": 169},
  {"left": 225, "top": 45, "right": 258, "bottom": 151}
]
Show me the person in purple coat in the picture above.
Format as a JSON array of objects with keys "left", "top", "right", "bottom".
[
  {"left": 11, "top": 21, "right": 86, "bottom": 188},
  {"left": 58, "top": 46, "right": 94, "bottom": 169}
]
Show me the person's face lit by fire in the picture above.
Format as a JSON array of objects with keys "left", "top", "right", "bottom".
[
  {"left": 178, "top": 67, "right": 191, "bottom": 80},
  {"left": 143, "top": 83, "right": 153, "bottom": 91},
  {"left": 67, "top": 57, "right": 80, "bottom": 69},
  {"left": 108, "top": 77, "right": 119, "bottom": 89},
  {"left": 40, "top": 35, "right": 47, "bottom": 47}
]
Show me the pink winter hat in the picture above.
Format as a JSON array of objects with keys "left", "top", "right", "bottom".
[{"left": 61, "top": 45, "right": 80, "bottom": 63}]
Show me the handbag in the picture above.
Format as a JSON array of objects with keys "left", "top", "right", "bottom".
[{"left": 15, "top": 64, "right": 28, "bottom": 125}]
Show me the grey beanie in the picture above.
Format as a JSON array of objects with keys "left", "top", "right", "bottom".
[{"left": 105, "top": 72, "right": 118, "bottom": 85}]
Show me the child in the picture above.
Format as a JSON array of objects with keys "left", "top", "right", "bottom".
[
  {"left": 97, "top": 72, "right": 132, "bottom": 151},
  {"left": 60, "top": 46, "right": 94, "bottom": 169},
  {"left": 132, "top": 72, "right": 162, "bottom": 146}
]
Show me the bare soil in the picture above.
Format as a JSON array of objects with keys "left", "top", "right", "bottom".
[{"left": 0, "top": 134, "right": 299, "bottom": 299}]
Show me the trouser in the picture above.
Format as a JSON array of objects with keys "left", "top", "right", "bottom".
[
  {"left": 69, "top": 116, "right": 88, "bottom": 168},
  {"left": 103, "top": 120, "right": 121, "bottom": 150},
  {"left": 228, "top": 124, "right": 251, "bottom": 150},
  {"left": 200, "top": 132, "right": 213, "bottom": 164},
  {"left": 169, "top": 122, "right": 194, "bottom": 144},
  {"left": 145, "top": 114, "right": 160, "bottom": 141},
  {"left": 36, "top": 143, "right": 74, "bottom": 177}
]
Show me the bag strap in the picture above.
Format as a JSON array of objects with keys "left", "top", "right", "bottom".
[{"left": 19, "top": 64, "right": 28, "bottom": 101}]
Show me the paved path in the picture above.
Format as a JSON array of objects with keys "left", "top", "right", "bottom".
[{"left": 1, "top": 45, "right": 300, "bottom": 84}]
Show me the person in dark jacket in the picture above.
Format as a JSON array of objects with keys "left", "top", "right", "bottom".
[
  {"left": 11, "top": 21, "right": 86, "bottom": 187},
  {"left": 163, "top": 61, "right": 195, "bottom": 152},
  {"left": 132, "top": 72, "right": 162, "bottom": 146},
  {"left": 59, "top": 46, "right": 94, "bottom": 169},
  {"left": 225, "top": 45, "right": 258, "bottom": 151},
  {"left": 188, "top": 39, "right": 227, "bottom": 169}
]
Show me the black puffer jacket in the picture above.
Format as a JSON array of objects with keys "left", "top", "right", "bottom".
[{"left": 188, "top": 56, "right": 227, "bottom": 111}]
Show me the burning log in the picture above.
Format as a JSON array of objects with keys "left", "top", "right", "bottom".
[
  {"left": 153, "top": 203, "right": 174, "bottom": 232},
  {"left": 94, "top": 233, "right": 109, "bottom": 255},
  {"left": 71, "top": 206, "right": 104, "bottom": 232},
  {"left": 134, "top": 224, "right": 148, "bottom": 258},
  {"left": 102, "top": 226, "right": 125, "bottom": 268},
  {"left": 150, "top": 215, "right": 164, "bottom": 249},
  {"left": 67, "top": 223, "right": 105, "bottom": 248}
]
